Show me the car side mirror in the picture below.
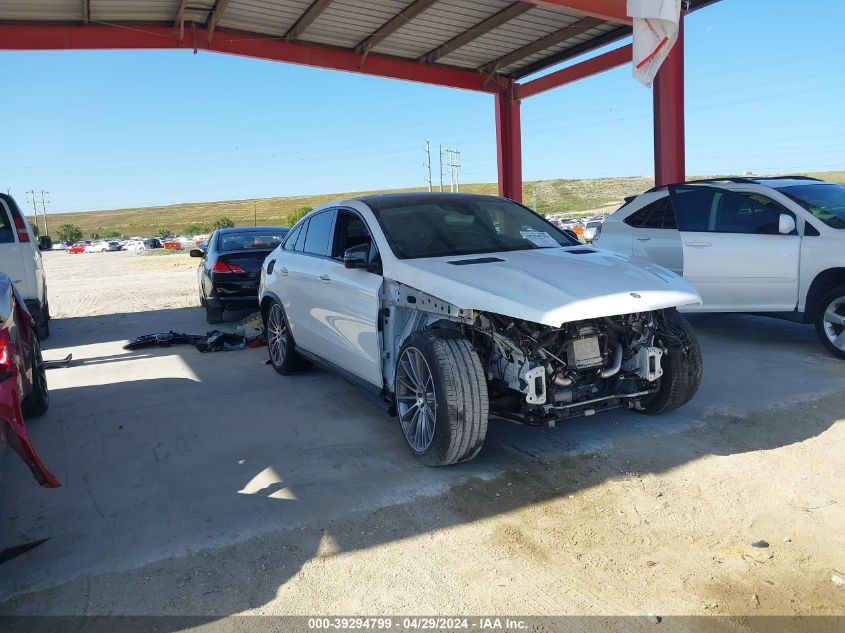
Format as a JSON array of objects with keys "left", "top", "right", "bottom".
[
  {"left": 38, "top": 236, "right": 53, "bottom": 251},
  {"left": 778, "top": 214, "right": 796, "bottom": 235},
  {"left": 189, "top": 248, "right": 204, "bottom": 258},
  {"left": 343, "top": 243, "right": 378, "bottom": 271}
]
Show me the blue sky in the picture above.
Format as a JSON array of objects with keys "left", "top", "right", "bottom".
[{"left": 2, "top": 0, "right": 843, "bottom": 213}]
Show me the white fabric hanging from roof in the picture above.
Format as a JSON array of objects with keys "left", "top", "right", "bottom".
[{"left": 628, "top": 0, "right": 682, "bottom": 86}]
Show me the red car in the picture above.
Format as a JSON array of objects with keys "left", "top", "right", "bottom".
[
  {"left": 0, "top": 272, "right": 59, "bottom": 487},
  {"left": 65, "top": 241, "right": 87, "bottom": 254}
]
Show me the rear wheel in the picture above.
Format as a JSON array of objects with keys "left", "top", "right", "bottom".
[
  {"left": 641, "top": 309, "right": 702, "bottom": 415},
  {"left": 395, "top": 330, "right": 488, "bottom": 466},
  {"left": 815, "top": 285, "right": 845, "bottom": 360},
  {"left": 265, "top": 300, "right": 310, "bottom": 374},
  {"left": 205, "top": 305, "right": 223, "bottom": 324},
  {"left": 22, "top": 338, "right": 49, "bottom": 419}
]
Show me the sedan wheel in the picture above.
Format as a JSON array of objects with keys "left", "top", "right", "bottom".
[{"left": 396, "top": 347, "right": 437, "bottom": 453}]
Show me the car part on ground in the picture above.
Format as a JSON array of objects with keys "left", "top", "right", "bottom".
[
  {"left": 0, "top": 273, "right": 59, "bottom": 488},
  {"left": 260, "top": 193, "right": 703, "bottom": 466}
]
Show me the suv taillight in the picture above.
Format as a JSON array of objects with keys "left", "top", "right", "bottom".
[
  {"left": 213, "top": 260, "right": 246, "bottom": 274},
  {"left": 13, "top": 217, "right": 30, "bottom": 243}
]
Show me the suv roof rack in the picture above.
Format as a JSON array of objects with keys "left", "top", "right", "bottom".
[{"left": 644, "top": 175, "right": 823, "bottom": 193}]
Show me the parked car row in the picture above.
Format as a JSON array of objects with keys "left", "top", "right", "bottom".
[{"left": 61, "top": 237, "right": 164, "bottom": 253}]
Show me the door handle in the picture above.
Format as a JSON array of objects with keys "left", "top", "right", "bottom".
[
  {"left": 635, "top": 236, "right": 652, "bottom": 242},
  {"left": 279, "top": 267, "right": 288, "bottom": 276},
  {"left": 319, "top": 273, "right": 331, "bottom": 283},
  {"left": 684, "top": 241, "right": 712, "bottom": 248}
]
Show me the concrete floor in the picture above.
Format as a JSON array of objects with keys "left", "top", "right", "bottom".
[{"left": 1, "top": 305, "right": 844, "bottom": 615}]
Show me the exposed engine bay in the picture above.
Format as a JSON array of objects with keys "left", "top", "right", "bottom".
[
  {"left": 469, "top": 311, "right": 686, "bottom": 425},
  {"left": 380, "top": 280, "right": 695, "bottom": 426}
]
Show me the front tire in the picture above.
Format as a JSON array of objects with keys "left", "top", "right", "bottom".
[
  {"left": 264, "top": 300, "right": 310, "bottom": 375},
  {"left": 815, "top": 285, "right": 845, "bottom": 360},
  {"left": 641, "top": 309, "right": 702, "bottom": 415},
  {"left": 395, "top": 330, "right": 488, "bottom": 466},
  {"left": 22, "top": 338, "right": 49, "bottom": 419}
]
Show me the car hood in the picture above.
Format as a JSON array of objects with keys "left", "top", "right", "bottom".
[{"left": 387, "top": 246, "right": 701, "bottom": 326}]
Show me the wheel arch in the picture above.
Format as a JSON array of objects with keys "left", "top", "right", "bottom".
[
  {"left": 806, "top": 268, "right": 845, "bottom": 320},
  {"left": 260, "top": 291, "right": 283, "bottom": 320}
]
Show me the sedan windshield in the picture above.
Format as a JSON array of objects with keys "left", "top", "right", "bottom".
[
  {"left": 367, "top": 196, "right": 579, "bottom": 259},
  {"left": 780, "top": 183, "right": 845, "bottom": 229},
  {"left": 219, "top": 230, "right": 288, "bottom": 251}
]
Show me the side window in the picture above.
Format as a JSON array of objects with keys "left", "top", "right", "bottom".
[
  {"left": 0, "top": 203, "right": 14, "bottom": 244},
  {"left": 624, "top": 196, "right": 674, "bottom": 229},
  {"left": 302, "top": 210, "right": 334, "bottom": 256},
  {"left": 671, "top": 186, "right": 793, "bottom": 235},
  {"left": 282, "top": 222, "right": 303, "bottom": 251},
  {"left": 333, "top": 210, "right": 374, "bottom": 258},
  {"left": 294, "top": 219, "right": 309, "bottom": 252}
]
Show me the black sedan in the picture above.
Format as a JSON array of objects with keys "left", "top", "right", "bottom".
[{"left": 191, "top": 226, "right": 288, "bottom": 323}]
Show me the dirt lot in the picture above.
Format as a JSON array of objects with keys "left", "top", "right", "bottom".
[{"left": 1, "top": 250, "right": 844, "bottom": 624}]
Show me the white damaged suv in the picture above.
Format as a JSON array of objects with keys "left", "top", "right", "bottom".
[{"left": 259, "top": 193, "right": 702, "bottom": 465}]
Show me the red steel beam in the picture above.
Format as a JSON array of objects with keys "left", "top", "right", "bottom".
[
  {"left": 495, "top": 80, "right": 523, "bottom": 202},
  {"left": 0, "top": 24, "right": 505, "bottom": 93},
  {"left": 524, "top": 0, "right": 631, "bottom": 25},
  {"left": 653, "top": 16, "right": 685, "bottom": 186},
  {"left": 516, "top": 43, "right": 631, "bottom": 99}
]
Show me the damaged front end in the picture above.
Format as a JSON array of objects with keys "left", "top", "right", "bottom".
[{"left": 470, "top": 310, "right": 689, "bottom": 426}]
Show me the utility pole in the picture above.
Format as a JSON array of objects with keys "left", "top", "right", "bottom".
[
  {"left": 438, "top": 144, "right": 444, "bottom": 192},
  {"left": 254, "top": 203, "right": 257, "bottom": 226},
  {"left": 25, "top": 190, "right": 39, "bottom": 231},
  {"left": 39, "top": 190, "right": 50, "bottom": 235},
  {"left": 532, "top": 186, "right": 538, "bottom": 211},
  {"left": 423, "top": 141, "right": 432, "bottom": 192}
]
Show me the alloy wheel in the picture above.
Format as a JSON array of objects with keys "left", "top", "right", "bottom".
[
  {"left": 267, "top": 303, "right": 288, "bottom": 366},
  {"left": 822, "top": 296, "right": 845, "bottom": 351},
  {"left": 396, "top": 347, "right": 437, "bottom": 452}
]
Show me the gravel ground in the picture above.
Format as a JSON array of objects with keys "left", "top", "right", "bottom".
[
  {"left": 2, "top": 250, "right": 843, "bottom": 623},
  {"left": 43, "top": 250, "right": 199, "bottom": 318}
]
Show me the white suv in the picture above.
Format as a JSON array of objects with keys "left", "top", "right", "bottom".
[
  {"left": 260, "top": 193, "right": 702, "bottom": 465},
  {"left": 0, "top": 193, "right": 49, "bottom": 338},
  {"left": 594, "top": 176, "right": 845, "bottom": 358}
]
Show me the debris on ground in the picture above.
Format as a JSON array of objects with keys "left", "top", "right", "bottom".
[
  {"left": 645, "top": 614, "right": 661, "bottom": 624},
  {"left": 43, "top": 354, "right": 72, "bottom": 369},
  {"left": 123, "top": 331, "right": 203, "bottom": 350},
  {"left": 832, "top": 572, "right": 845, "bottom": 587},
  {"left": 751, "top": 540, "right": 769, "bottom": 548},
  {"left": 235, "top": 311, "right": 264, "bottom": 341},
  {"left": 123, "top": 329, "right": 263, "bottom": 353}
]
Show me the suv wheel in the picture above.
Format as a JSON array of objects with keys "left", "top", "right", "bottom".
[
  {"left": 265, "top": 300, "right": 310, "bottom": 374},
  {"left": 815, "top": 285, "right": 845, "bottom": 360},
  {"left": 395, "top": 330, "right": 488, "bottom": 466},
  {"left": 641, "top": 309, "right": 703, "bottom": 414}
]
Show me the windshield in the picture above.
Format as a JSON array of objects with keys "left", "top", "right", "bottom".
[
  {"left": 780, "top": 183, "right": 845, "bottom": 229},
  {"left": 219, "top": 230, "right": 289, "bottom": 251},
  {"left": 367, "top": 196, "right": 579, "bottom": 259}
]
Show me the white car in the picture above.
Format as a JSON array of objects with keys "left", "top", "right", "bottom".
[
  {"left": 594, "top": 176, "right": 845, "bottom": 359},
  {"left": 259, "top": 193, "right": 703, "bottom": 465},
  {"left": 0, "top": 194, "right": 50, "bottom": 338},
  {"left": 85, "top": 240, "right": 120, "bottom": 253},
  {"left": 582, "top": 219, "right": 605, "bottom": 243}
]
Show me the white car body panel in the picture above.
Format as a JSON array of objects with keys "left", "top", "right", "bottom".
[
  {"left": 0, "top": 197, "right": 45, "bottom": 307},
  {"left": 595, "top": 180, "right": 844, "bottom": 316}
]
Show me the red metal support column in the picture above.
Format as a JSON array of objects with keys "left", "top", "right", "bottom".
[
  {"left": 653, "top": 15, "right": 685, "bottom": 186},
  {"left": 495, "top": 79, "right": 522, "bottom": 202}
]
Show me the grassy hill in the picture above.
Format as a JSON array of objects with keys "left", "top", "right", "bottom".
[{"left": 31, "top": 172, "right": 844, "bottom": 239}]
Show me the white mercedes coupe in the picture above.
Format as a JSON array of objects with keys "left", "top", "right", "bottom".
[{"left": 259, "top": 193, "right": 703, "bottom": 466}]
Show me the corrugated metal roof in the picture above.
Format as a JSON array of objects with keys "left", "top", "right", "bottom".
[{"left": 0, "top": 0, "right": 635, "bottom": 79}]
